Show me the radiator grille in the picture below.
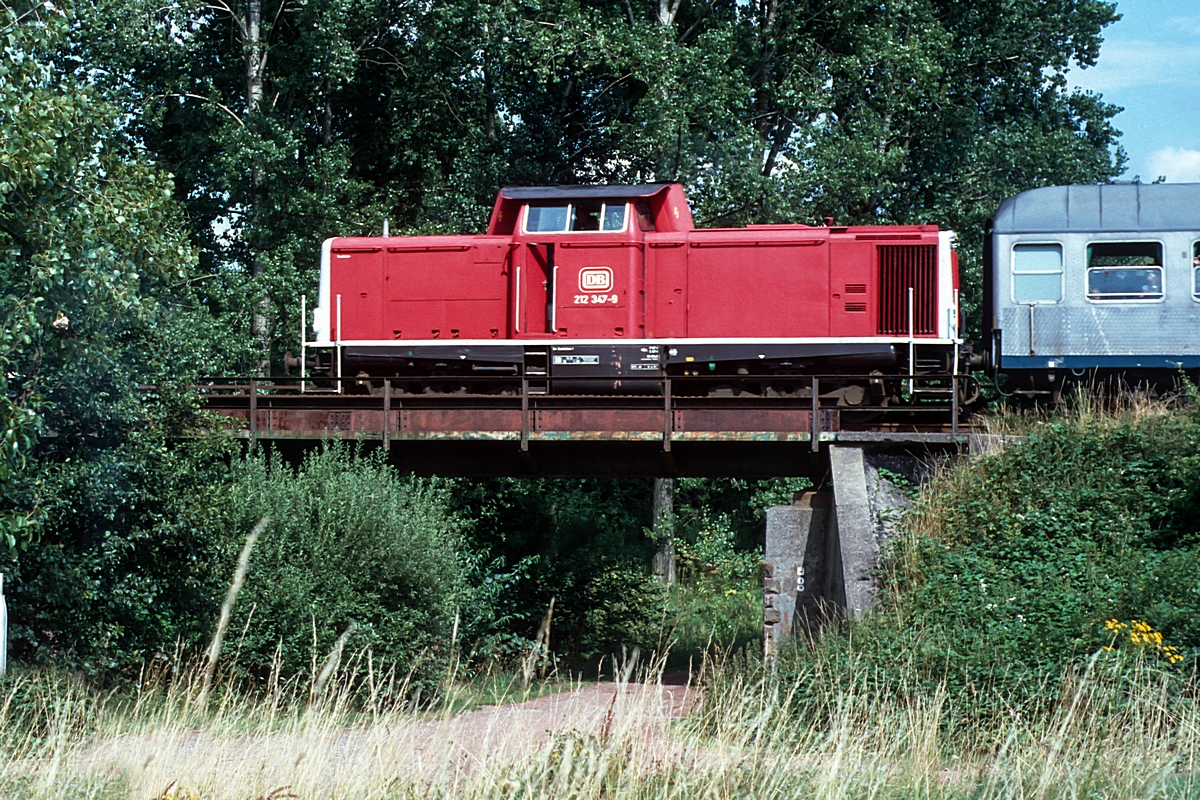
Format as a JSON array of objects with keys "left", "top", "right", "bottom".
[{"left": 878, "top": 245, "right": 937, "bottom": 335}]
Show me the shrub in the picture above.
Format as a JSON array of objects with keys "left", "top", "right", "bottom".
[
  {"left": 777, "top": 401, "right": 1200, "bottom": 727},
  {"left": 210, "top": 444, "right": 464, "bottom": 694},
  {"left": 665, "top": 512, "right": 761, "bottom": 663},
  {"left": 447, "top": 477, "right": 659, "bottom": 667},
  {"left": 0, "top": 434, "right": 234, "bottom": 674},
  {"left": 576, "top": 566, "right": 663, "bottom": 663}
]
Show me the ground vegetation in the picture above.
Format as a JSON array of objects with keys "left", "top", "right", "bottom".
[{"left": 772, "top": 391, "right": 1200, "bottom": 732}]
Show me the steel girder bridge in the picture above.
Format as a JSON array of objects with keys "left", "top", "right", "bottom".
[{"left": 197, "top": 374, "right": 976, "bottom": 478}]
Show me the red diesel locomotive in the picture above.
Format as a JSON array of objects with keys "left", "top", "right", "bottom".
[{"left": 305, "top": 183, "right": 965, "bottom": 404}]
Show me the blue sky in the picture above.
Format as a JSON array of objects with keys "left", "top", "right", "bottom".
[{"left": 1069, "top": 0, "right": 1200, "bottom": 182}]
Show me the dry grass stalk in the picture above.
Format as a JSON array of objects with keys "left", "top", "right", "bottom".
[
  {"left": 0, "top": 653, "right": 1198, "bottom": 799},
  {"left": 521, "top": 596, "right": 555, "bottom": 688},
  {"left": 199, "top": 517, "right": 269, "bottom": 707}
]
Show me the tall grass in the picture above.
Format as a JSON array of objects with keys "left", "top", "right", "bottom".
[{"left": 2, "top": 649, "right": 1200, "bottom": 799}]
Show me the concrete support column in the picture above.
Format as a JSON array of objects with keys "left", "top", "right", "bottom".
[
  {"left": 765, "top": 444, "right": 903, "bottom": 650},
  {"left": 828, "top": 445, "right": 876, "bottom": 618},
  {"left": 763, "top": 492, "right": 831, "bottom": 654}
]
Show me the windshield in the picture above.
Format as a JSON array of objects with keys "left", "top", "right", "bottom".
[{"left": 524, "top": 201, "right": 628, "bottom": 233}]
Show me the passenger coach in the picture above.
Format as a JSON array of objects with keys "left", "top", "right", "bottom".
[{"left": 987, "top": 183, "right": 1200, "bottom": 396}]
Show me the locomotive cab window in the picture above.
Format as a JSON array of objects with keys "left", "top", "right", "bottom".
[
  {"left": 525, "top": 205, "right": 569, "bottom": 233},
  {"left": 635, "top": 201, "right": 656, "bottom": 231},
  {"left": 523, "top": 202, "right": 628, "bottom": 233},
  {"left": 1011, "top": 243, "right": 1063, "bottom": 303},
  {"left": 1086, "top": 242, "right": 1164, "bottom": 302}
]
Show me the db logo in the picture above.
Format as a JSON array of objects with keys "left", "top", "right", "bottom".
[{"left": 579, "top": 267, "right": 613, "bottom": 293}]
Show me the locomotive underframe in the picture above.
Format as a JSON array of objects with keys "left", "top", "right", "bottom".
[{"left": 299, "top": 339, "right": 970, "bottom": 408}]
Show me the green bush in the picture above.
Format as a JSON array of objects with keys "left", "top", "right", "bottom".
[
  {"left": 212, "top": 445, "right": 465, "bottom": 694},
  {"left": 667, "top": 513, "right": 761, "bottom": 664},
  {"left": 0, "top": 434, "right": 234, "bottom": 674},
  {"left": 576, "top": 566, "right": 663, "bottom": 664},
  {"left": 777, "top": 402, "right": 1200, "bottom": 727}
]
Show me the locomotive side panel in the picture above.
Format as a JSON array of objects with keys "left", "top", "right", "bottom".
[
  {"left": 552, "top": 241, "right": 643, "bottom": 338},
  {"left": 827, "top": 237, "right": 877, "bottom": 338},
  {"left": 329, "top": 246, "right": 384, "bottom": 341},
  {"left": 645, "top": 235, "right": 688, "bottom": 338},
  {"left": 685, "top": 233, "right": 830, "bottom": 338},
  {"left": 383, "top": 238, "right": 509, "bottom": 340}
]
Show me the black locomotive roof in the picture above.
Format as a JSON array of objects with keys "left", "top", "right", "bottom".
[
  {"left": 499, "top": 184, "right": 674, "bottom": 201},
  {"left": 994, "top": 183, "right": 1200, "bottom": 234}
]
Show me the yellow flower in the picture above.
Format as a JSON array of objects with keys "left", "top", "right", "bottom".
[{"left": 1101, "top": 617, "right": 1183, "bottom": 666}]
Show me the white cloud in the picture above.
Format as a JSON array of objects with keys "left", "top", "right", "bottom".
[
  {"left": 1070, "top": 39, "right": 1200, "bottom": 93},
  {"left": 1162, "top": 15, "right": 1200, "bottom": 35},
  {"left": 1145, "top": 147, "right": 1200, "bottom": 182}
]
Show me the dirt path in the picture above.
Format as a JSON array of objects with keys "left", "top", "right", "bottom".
[
  {"left": 80, "top": 681, "right": 698, "bottom": 796},
  {"left": 408, "top": 681, "right": 696, "bottom": 768}
]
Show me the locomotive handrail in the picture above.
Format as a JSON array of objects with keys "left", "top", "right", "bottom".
[{"left": 193, "top": 372, "right": 977, "bottom": 389}]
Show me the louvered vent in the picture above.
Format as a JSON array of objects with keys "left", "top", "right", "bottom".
[
  {"left": 878, "top": 245, "right": 937, "bottom": 335},
  {"left": 845, "top": 283, "right": 867, "bottom": 294},
  {"left": 844, "top": 302, "right": 867, "bottom": 313}
]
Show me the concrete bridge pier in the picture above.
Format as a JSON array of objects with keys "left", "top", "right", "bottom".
[{"left": 764, "top": 444, "right": 921, "bottom": 652}]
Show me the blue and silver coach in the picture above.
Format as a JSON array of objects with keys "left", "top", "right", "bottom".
[{"left": 986, "top": 182, "right": 1200, "bottom": 395}]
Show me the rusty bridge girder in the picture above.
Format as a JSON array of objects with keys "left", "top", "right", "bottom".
[{"left": 197, "top": 376, "right": 972, "bottom": 478}]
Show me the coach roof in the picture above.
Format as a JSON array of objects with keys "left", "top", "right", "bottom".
[{"left": 993, "top": 183, "right": 1200, "bottom": 234}]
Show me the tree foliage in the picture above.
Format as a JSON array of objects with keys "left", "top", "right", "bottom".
[
  {"left": 0, "top": 0, "right": 228, "bottom": 671},
  {"left": 71, "top": 0, "right": 1124, "bottom": 368},
  {"left": 0, "top": 0, "right": 203, "bottom": 547}
]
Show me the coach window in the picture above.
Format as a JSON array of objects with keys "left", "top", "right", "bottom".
[
  {"left": 1012, "top": 243, "right": 1063, "bottom": 303},
  {"left": 1193, "top": 242, "right": 1200, "bottom": 300},
  {"left": 1086, "top": 242, "right": 1164, "bottom": 302}
]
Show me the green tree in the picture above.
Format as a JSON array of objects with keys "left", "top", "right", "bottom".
[
  {"left": 0, "top": 0, "right": 232, "bottom": 670},
  {"left": 74, "top": 0, "right": 1124, "bottom": 362},
  {"left": 0, "top": 0, "right": 199, "bottom": 537}
]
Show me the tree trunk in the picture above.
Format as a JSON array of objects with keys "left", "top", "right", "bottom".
[
  {"left": 651, "top": 477, "right": 676, "bottom": 583},
  {"left": 483, "top": 23, "right": 497, "bottom": 141},
  {"left": 322, "top": 78, "right": 333, "bottom": 147},
  {"left": 245, "top": 0, "right": 272, "bottom": 377},
  {"left": 657, "top": 0, "right": 682, "bottom": 26},
  {"left": 753, "top": 0, "right": 779, "bottom": 137}
]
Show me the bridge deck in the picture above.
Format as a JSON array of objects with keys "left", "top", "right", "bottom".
[{"left": 199, "top": 377, "right": 972, "bottom": 477}]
